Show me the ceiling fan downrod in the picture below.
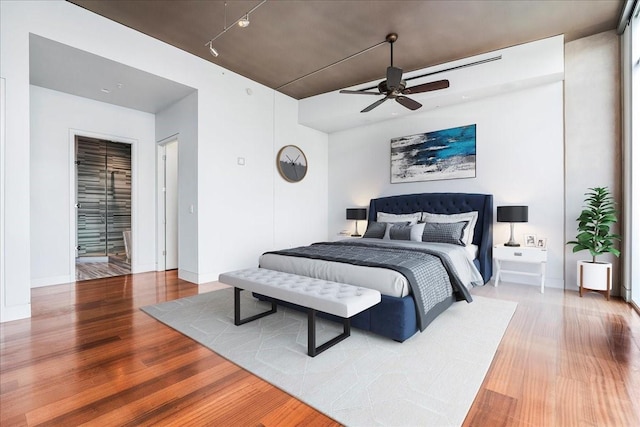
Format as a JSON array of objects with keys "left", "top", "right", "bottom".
[{"left": 386, "top": 33, "right": 398, "bottom": 67}]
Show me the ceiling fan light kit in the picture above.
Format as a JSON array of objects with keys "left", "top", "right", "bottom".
[{"left": 340, "top": 33, "right": 450, "bottom": 113}]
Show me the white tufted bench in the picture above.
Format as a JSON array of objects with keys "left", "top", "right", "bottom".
[{"left": 218, "top": 268, "right": 381, "bottom": 356}]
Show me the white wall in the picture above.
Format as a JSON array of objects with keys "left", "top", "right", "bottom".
[
  {"left": 29, "top": 85, "right": 157, "bottom": 286},
  {"left": 156, "top": 92, "right": 199, "bottom": 281},
  {"left": 1, "top": 0, "right": 329, "bottom": 321},
  {"left": 565, "top": 31, "right": 622, "bottom": 294},
  {"left": 328, "top": 82, "right": 565, "bottom": 288},
  {"left": 273, "top": 94, "right": 329, "bottom": 250}
]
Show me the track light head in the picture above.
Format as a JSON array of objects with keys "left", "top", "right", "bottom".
[
  {"left": 208, "top": 42, "right": 219, "bottom": 57},
  {"left": 238, "top": 14, "right": 250, "bottom": 27}
]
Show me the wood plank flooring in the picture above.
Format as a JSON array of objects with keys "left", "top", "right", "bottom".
[
  {"left": 1, "top": 271, "right": 638, "bottom": 426},
  {"left": 465, "top": 284, "right": 640, "bottom": 426},
  {"left": 75, "top": 256, "right": 131, "bottom": 281}
]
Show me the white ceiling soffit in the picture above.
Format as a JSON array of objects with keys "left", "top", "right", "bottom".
[{"left": 29, "top": 34, "right": 196, "bottom": 114}]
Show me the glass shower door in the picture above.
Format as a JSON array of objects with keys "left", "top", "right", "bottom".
[
  {"left": 76, "top": 137, "right": 131, "bottom": 261},
  {"left": 105, "top": 142, "right": 132, "bottom": 258},
  {"left": 76, "top": 138, "right": 108, "bottom": 259}
]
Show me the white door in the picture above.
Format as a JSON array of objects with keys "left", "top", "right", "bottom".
[{"left": 164, "top": 141, "right": 179, "bottom": 270}]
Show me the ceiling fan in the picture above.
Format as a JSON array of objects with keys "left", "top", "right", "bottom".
[{"left": 340, "top": 33, "right": 450, "bottom": 113}]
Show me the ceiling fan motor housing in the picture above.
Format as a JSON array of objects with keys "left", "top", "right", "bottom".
[{"left": 339, "top": 32, "right": 449, "bottom": 113}]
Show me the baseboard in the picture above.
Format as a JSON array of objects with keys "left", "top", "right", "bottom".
[
  {"left": 178, "top": 269, "right": 199, "bottom": 284},
  {"left": 195, "top": 271, "right": 221, "bottom": 285},
  {"left": 31, "top": 275, "right": 74, "bottom": 288},
  {"left": 1, "top": 302, "right": 31, "bottom": 322},
  {"left": 131, "top": 263, "right": 155, "bottom": 274},
  {"left": 497, "top": 273, "right": 564, "bottom": 289},
  {"left": 177, "top": 269, "right": 222, "bottom": 285}
]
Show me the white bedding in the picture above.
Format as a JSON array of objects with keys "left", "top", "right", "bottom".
[{"left": 259, "top": 239, "right": 483, "bottom": 298}]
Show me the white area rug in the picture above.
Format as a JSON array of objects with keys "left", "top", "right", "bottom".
[{"left": 142, "top": 288, "right": 516, "bottom": 426}]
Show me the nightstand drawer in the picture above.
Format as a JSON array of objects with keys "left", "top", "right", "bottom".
[{"left": 494, "top": 246, "right": 547, "bottom": 263}]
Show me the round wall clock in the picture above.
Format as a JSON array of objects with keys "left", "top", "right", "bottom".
[{"left": 276, "top": 145, "right": 307, "bottom": 183}]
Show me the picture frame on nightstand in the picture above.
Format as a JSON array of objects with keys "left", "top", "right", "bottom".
[
  {"left": 536, "top": 237, "right": 547, "bottom": 248},
  {"left": 524, "top": 234, "right": 537, "bottom": 247}
]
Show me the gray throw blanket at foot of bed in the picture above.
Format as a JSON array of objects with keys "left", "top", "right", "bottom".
[{"left": 264, "top": 241, "right": 472, "bottom": 331}]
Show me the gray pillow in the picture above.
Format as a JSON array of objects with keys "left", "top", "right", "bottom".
[
  {"left": 389, "top": 223, "right": 412, "bottom": 241},
  {"left": 421, "top": 221, "right": 468, "bottom": 246},
  {"left": 362, "top": 221, "right": 387, "bottom": 239}
]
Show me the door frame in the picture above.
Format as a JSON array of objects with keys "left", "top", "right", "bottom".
[
  {"left": 156, "top": 134, "right": 179, "bottom": 271},
  {"left": 69, "top": 130, "right": 137, "bottom": 279}
]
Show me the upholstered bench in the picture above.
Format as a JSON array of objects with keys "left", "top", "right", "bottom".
[{"left": 218, "top": 268, "right": 381, "bottom": 357}]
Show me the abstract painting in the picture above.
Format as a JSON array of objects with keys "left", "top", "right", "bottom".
[{"left": 391, "top": 124, "right": 476, "bottom": 183}]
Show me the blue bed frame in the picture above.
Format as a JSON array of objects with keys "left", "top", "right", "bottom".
[
  {"left": 348, "top": 192, "right": 494, "bottom": 342},
  {"left": 259, "top": 193, "right": 493, "bottom": 342}
]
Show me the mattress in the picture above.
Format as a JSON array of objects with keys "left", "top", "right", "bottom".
[{"left": 259, "top": 239, "right": 483, "bottom": 298}]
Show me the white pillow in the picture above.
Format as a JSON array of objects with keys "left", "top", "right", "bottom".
[
  {"left": 421, "top": 211, "right": 479, "bottom": 245},
  {"left": 377, "top": 212, "right": 421, "bottom": 225},
  {"left": 410, "top": 223, "right": 426, "bottom": 242}
]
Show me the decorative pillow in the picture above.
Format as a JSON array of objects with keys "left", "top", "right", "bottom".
[
  {"left": 382, "top": 221, "right": 411, "bottom": 239},
  {"left": 421, "top": 221, "right": 468, "bottom": 246},
  {"left": 410, "top": 222, "right": 426, "bottom": 242},
  {"left": 362, "top": 221, "right": 387, "bottom": 239},
  {"left": 389, "top": 223, "right": 413, "bottom": 241},
  {"left": 377, "top": 211, "right": 421, "bottom": 226},
  {"left": 421, "top": 211, "right": 478, "bottom": 245}
]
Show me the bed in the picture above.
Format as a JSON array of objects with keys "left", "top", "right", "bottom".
[{"left": 259, "top": 192, "right": 493, "bottom": 342}]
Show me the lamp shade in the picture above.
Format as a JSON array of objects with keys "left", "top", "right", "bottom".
[
  {"left": 497, "top": 206, "right": 528, "bottom": 223},
  {"left": 346, "top": 208, "right": 367, "bottom": 221}
]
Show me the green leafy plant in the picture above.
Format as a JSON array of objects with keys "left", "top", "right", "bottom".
[{"left": 567, "top": 187, "right": 621, "bottom": 263}]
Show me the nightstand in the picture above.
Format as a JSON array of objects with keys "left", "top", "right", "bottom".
[
  {"left": 493, "top": 245, "right": 548, "bottom": 293},
  {"left": 330, "top": 234, "right": 361, "bottom": 242}
]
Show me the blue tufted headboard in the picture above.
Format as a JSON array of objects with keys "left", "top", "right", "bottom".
[{"left": 368, "top": 192, "right": 493, "bottom": 283}]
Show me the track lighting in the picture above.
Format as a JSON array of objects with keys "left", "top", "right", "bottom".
[
  {"left": 238, "top": 14, "right": 250, "bottom": 28},
  {"left": 204, "top": 0, "right": 266, "bottom": 58},
  {"left": 208, "top": 41, "right": 219, "bottom": 57}
]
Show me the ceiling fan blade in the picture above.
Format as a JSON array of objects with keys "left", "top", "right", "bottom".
[
  {"left": 386, "top": 66, "right": 403, "bottom": 90},
  {"left": 403, "top": 79, "right": 450, "bottom": 94},
  {"left": 340, "top": 89, "right": 382, "bottom": 95},
  {"left": 361, "top": 97, "right": 389, "bottom": 113},
  {"left": 396, "top": 96, "right": 422, "bottom": 111}
]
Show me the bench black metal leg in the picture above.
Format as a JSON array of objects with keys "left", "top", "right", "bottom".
[
  {"left": 307, "top": 308, "right": 351, "bottom": 357},
  {"left": 234, "top": 287, "right": 277, "bottom": 326}
]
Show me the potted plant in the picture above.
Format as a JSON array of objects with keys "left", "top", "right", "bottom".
[{"left": 567, "top": 187, "right": 620, "bottom": 300}]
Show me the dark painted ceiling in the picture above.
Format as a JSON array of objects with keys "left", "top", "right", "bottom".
[{"left": 68, "top": 0, "right": 623, "bottom": 99}]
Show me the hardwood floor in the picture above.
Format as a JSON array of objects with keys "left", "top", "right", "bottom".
[
  {"left": 75, "top": 256, "right": 131, "bottom": 281},
  {"left": 465, "top": 283, "right": 640, "bottom": 426},
  {"left": 1, "top": 271, "right": 638, "bottom": 426}
]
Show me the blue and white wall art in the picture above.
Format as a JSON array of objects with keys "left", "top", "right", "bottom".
[{"left": 390, "top": 124, "right": 477, "bottom": 183}]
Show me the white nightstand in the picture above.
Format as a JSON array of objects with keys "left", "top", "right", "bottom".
[
  {"left": 331, "top": 234, "right": 361, "bottom": 242},
  {"left": 493, "top": 245, "right": 548, "bottom": 293}
]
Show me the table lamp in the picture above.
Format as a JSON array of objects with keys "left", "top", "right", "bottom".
[
  {"left": 497, "top": 205, "right": 528, "bottom": 247},
  {"left": 346, "top": 208, "right": 367, "bottom": 237}
]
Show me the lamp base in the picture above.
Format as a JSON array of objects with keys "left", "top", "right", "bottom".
[
  {"left": 504, "top": 223, "right": 520, "bottom": 247},
  {"left": 351, "top": 233, "right": 362, "bottom": 237}
]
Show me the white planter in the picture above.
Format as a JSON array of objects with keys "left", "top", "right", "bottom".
[{"left": 577, "top": 260, "right": 611, "bottom": 299}]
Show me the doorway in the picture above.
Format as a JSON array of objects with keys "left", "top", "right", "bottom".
[
  {"left": 158, "top": 138, "right": 178, "bottom": 271},
  {"left": 75, "top": 136, "right": 132, "bottom": 280}
]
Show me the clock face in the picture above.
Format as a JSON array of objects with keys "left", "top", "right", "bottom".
[{"left": 277, "top": 145, "right": 307, "bottom": 182}]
